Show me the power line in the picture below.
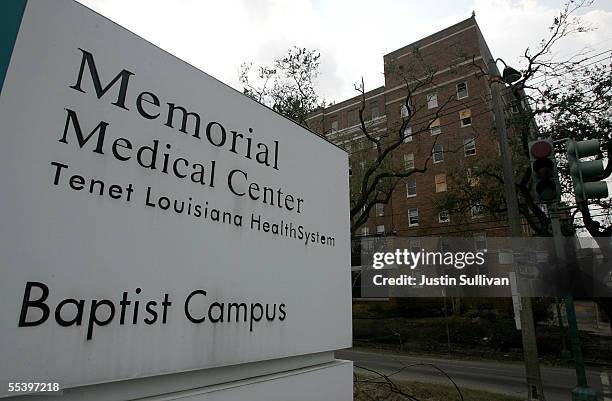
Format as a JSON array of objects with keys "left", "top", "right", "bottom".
[
  {"left": 342, "top": 75, "right": 608, "bottom": 156},
  {"left": 336, "top": 55, "right": 612, "bottom": 152},
  {"left": 526, "top": 49, "right": 612, "bottom": 85},
  {"left": 345, "top": 106, "right": 495, "bottom": 155}
]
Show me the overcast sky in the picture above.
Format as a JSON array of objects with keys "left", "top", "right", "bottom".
[{"left": 77, "top": 0, "right": 612, "bottom": 104}]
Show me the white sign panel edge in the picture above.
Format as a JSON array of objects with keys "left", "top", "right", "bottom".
[{"left": 0, "top": 0, "right": 351, "bottom": 393}]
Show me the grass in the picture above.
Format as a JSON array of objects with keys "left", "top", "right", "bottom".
[{"left": 354, "top": 374, "right": 523, "bottom": 401}]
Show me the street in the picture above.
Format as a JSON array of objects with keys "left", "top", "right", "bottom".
[{"left": 337, "top": 348, "right": 609, "bottom": 401}]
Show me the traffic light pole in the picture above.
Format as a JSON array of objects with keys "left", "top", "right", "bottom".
[
  {"left": 489, "top": 59, "right": 546, "bottom": 401},
  {"left": 549, "top": 205, "right": 597, "bottom": 401},
  {"left": 554, "top": 297, "right": 571, "bottom": 360},
  {"left": 550, "top": 142, "right": 598, "bottom": 401}
]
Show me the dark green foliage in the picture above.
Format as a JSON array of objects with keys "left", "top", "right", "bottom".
[{"left": 239, "top": 47, "right": 325, "bottom": 128}]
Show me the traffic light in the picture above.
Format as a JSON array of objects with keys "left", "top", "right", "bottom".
[
  {"left": 567, "top": 139, "right": 609, "bottom": 203},
  {"left": 529, "top": 138, "right": 561, "bottom": 203}
]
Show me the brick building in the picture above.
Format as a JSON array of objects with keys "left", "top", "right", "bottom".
[{"left": 306, "top": 15, "right": 523, "bottom": 242}]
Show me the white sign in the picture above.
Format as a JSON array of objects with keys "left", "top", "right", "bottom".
[{"left": 0, "top": 0, "right": 351, "bottom": 394}]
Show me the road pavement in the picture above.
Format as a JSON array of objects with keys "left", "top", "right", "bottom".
[{"left": 337, "top": 348, "right": 610, "bottom": 401}]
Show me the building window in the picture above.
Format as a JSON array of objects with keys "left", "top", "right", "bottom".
[
  {"left": 467, "top": 168, "right": 480, "bottom": 186},
  {"left": 435, "top": 174, "right": 447, "bottom": 192},
  {"left": 408, "top": 208, "right": 419, "bottom": 227},
  {"left": 400, "top": 104, "right": 410, "bottom": 118},
  {"left": 404, "top": 153, "right": 415, "bottom": 170},
  {"left": 471, "top": 203, "right": 484, "bottom": 219},
  {"left": 460, "top": 109, "right": 472, "bottom": 127},
  {"left": 376, "top": 203, "right": 384, "bottom": 217},
  {"left": 510, "top": 102, "right": 519, "bottom": 114},
  {"left": 376, "top": 224, "right": 385, "bottom": 234},
  {"left": 464, "top": 138, "right": 476, "bottom": 156},
  {"left": 331, "top": 119, "right": 338, "bottom": 132},
  {"left": 430, "top": 118, "right": 441, "bottom": 135},
  {"left": 406, "top": 178, "right": 417, "bottom": 197},
  {"left": 433, "top": 143, "right": 444, "bottom": 163},
  {"left": 403, "top": 126, "right": 413, "bottom": 143},
  {"left": 371, "top": 101, "right": 379, "bottom": 119},
  {"left": 474, "top": 232, "right": 487, "bottom": 251},
  {"left": 427, "top": 93, "right": 438, "bottom": 109},
  {"left": 438, "top": 210, "right": 450, "bottom": 223},
  {"left": 361, "top": 226, "right": 369, "bottom": 236},
  {"left": 456, "top": 82, "right": 468, "bottom": 99}
]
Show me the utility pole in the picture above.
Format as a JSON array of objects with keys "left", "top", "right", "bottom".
[{"left": 489, "top": 58, "right": 546, "bottom": 401}]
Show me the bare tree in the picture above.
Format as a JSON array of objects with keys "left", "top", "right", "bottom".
[
  {"left": 354, "top": 362, "right": 464, "bottom": 401},
  {"left": 435, "top": 0, "right": 612, "bottom": 326},
  {"left": 346, "top": 52, "right": 462, "bottom": 235},
  {"left": 440, "top": 0, "right": 610, "bottom": 237},
  {"left": 242, "top": 46, "right": 471, "bottom": 235}
]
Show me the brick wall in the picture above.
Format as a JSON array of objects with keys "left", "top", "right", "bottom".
[{"left": 307, "top": 15, "right": 511, "bottom": 239}]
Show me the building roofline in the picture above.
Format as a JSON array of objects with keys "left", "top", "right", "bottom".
[
  {"left": 308, "top": 85, "right": 385, "bottom": 118},
  {"left": 384, "top": 15, "right": 477, "bottom": 59}
]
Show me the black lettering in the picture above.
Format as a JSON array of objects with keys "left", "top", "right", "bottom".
[
  {"left": 166, "top": 103, "right": 201, "bottom": 138},
  {"left": 112, "top": 137, "right": 132, "bottom": 161},
  {"left": 51, "top": 161, "right": 69, "bottom": 185},
  {"left": 119, "top": 291, "right": 131, "bottom": 324},
  {"left": 173, "top": 158, "right": 188, "bottom": 178},
  {"left": 86, "top": 299, "right": 115, "bottom": 340},
  {"left": 89, "top": 179, "right": 105, "bottom": 196},
  {"left": 208, "top": 302, "right": 224, "bottom": 323},
  {"left": 18, "top": 281, "right": 50, "bottom": 327},
  {"left": 227, "top": 169, "right": 247, "bottom": 196},
  {"left": 250, "top": 303, "right": 263, "bottom": 332},
  {"left": 265, "top": 303, "right": 276, "bottom": 321},
  {"left": 184, "top": 290, "right": 206, "bottom": 323},
  {"left": 145, "top": 186, "right": 155, "bottom": 207},
  {"left": 206, "top": 121, "right": 226, "bottom": 147},
  {"left": 255, "top": 143, "right": 270, "bottom": 166},
  {"left": 229, "top": 130, "right": 243, "bottom": 154},
  {"left": 70, "top": 48, "right": 133, "bottom": 109},
  {"left": 228, "top": 302, "right": 247, "bottom": 322},
  {"left": 144, "top": 301, "right": 158, "bottom": 324},
  {"left": 136, "top": 91, "right": 161, "bottom": 119},
  {"left": 108, "top": 185, "right": 122, "bottom": 199},
  {"left": 69, "top": 174, "right": 85, "bottom": 190},
  {"left": 54, "top": 299, "right": 84, "bottom": 327},
  {"left": 60, "top": 109, "right": 108, "bottom": 154},
  {"left": 162, "top": 294, "right": 171, "bottom": 324},
  {"left": 137, "top": 140, "right": 158, "bottom": 169}
]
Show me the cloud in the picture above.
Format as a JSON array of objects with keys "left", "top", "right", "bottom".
[
  {"left": 475, "top": 0, "right": 612, "bottom": 70},
  {"left": 77, "top": 0, "right": 612, "bottom": 104}
]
